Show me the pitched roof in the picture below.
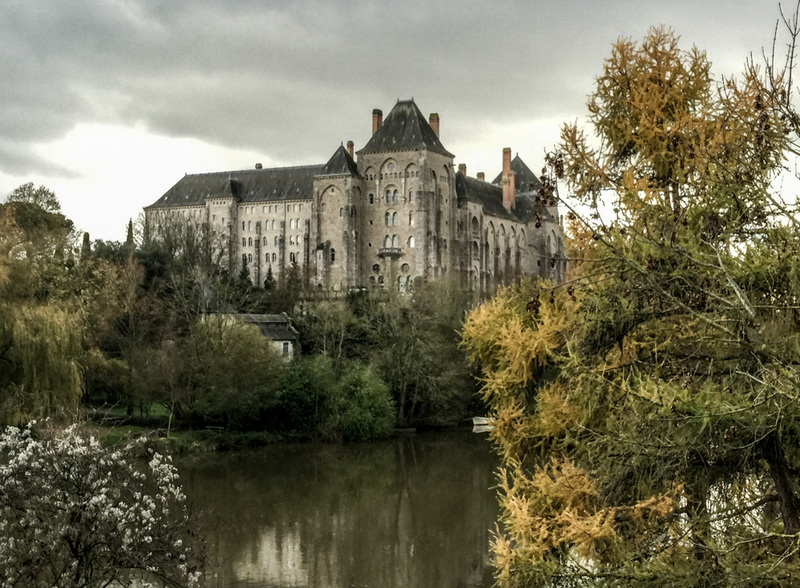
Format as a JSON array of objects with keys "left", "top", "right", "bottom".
[
  {"left": 320, "top": 144, "right": 361, "bottom": 177},
  {"left": 358, "top": 99, "right": 454, "bottom": 157},
  {"left": 234, "top": 313, "right": 299, "bottom": 341},
  {"left": 455, "top": 173, "right": 516, "bottom": 220},
  {"left": 491, "top": 154, "right": 543, "bottom": 192},
  {"left": 455, "top": 172, "right": 557, "bottom": 224},
  {"left": 146, "top": 165, "right": 325, "bottom": 208}
]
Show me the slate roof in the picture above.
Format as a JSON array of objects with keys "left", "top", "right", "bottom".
[
  {"left": 233, "top": 313, "right": 299, "bottom": 341},
  {"left": 491, "top": 154, "right": 543, "bottom": 192},
  {"left": 455, "top": 173, "right": 516, "bottom": 221},
  {"left": 146, "top": 165, "right": 325, "bottom": 209},
  {"left": 320, "top": 144, "right": 361, "bottom": 177},
  {"left": 358, "top": 99, "right": 455, "bottom": 157},
  {"left": 455, "top": 172, "right": 557, "bottom": 224}
]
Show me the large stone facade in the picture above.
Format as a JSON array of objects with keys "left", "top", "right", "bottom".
[{"left": 145, "top": 99, "right": 566, "bottom": 295}]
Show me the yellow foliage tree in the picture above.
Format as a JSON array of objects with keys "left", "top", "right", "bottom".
[{"left": 463, "top": 24, "right": 800, "bottom": 587}]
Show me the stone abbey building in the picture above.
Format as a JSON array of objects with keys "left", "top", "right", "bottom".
[{"left": 145, "top": 99, "right": 566, "bottom": 295}]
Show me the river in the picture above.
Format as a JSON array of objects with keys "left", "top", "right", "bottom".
[{"left": 177, "top": 428, "right": 499, "bottom": 588}]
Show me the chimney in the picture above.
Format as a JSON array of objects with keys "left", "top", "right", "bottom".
[
  {"left": 458, "top": 163, "right": 467, "bottom": 176},
  {"left": 429, "top": 113, "right": 440, "bottom": 136},
  {"left": 346, "top": 140, "right": 354, "bottom": 159},
  {"left": 477, "top": 172, "right": 485, "bottom": 181},
  {"left": 502, "top": 148, "right": 515, "bottom": 212},
  {"left": 255, "top": 163, "right": 263, "bottom": 170},
  {"left": 372, "top": 109, "right": 383, "bottom": 134}
]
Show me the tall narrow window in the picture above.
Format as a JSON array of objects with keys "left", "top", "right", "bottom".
[
  {"left": 392, "top": 212, "right": 398, "bottom": 226},
  {"left": 392, "top": 235, "right": 399, "bottom": 248},
  {"left": 369, "top": 193, "right": 374, "bottom": 204},
  {"left": 330, "top": 248, "right": 336, "bottom": 263},
  {"left": 242, "top": 238, "right": 246, "bottom": 247}
]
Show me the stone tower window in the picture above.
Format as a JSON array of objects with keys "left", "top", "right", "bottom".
[
  {"left": 330, "top": 248, "right": 336, "bottom": 263},
  {"left": 369, "top": 193, "right": 375, "bottom": 204}
]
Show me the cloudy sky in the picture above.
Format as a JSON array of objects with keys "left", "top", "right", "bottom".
[{"left": 0, "top": 0, "right": 789, "bottom": 241}]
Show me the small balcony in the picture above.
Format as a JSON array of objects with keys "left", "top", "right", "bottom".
[{"left": 377, "top": 247, "right": 403, "bottom": 259}]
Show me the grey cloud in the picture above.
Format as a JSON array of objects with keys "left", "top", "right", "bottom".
[{"left": 0, "top": 0, "right": 787, "bottom": 179}]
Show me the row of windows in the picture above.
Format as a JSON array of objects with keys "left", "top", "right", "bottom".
[
  {"left": 368, "top": 190, "right": 414, "bottom": 205},
  {"left": 242, "top": 236, "right": 305, "bottom": 247},
  {"left": 366, "top": 170, "right": 420, "bottom": 181},
  {"left": 384, "top": 211, "right": 413, "bottom": 226},
  {"left": 242, "top": 252, "right": 303, "bottom": 264},
  {"left": 241, "top": 219, "right": 305, "bottom": 231},
  {"left": 242, "top": 204, "right": 304, "bottom": 215},
  {"left": 380, "top": 235, "right": 415, "bottom": 249}
]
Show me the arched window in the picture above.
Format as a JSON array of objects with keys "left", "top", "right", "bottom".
[
  {"left": 274, "top": 236, "right": 278, "bottom": 246},
  {"left": 409, "top": 190, "right": 413, "bottom": 203},
  {"left": 247, "top": 254, "right": 252, "bottom": 263},
  {"left": 385, "top": 211, "right": 391, "bottom": 226},
  {"left": 272, "top": 253, "right": 276, "bottom": 262},
  {"left": 248, "top": 221, "right": 252, "bottom": 231},
  {"left": 408, "top": 236, "right": 415, "bottom": 248},
  {"left": 385, "top": 189, "right": 391, "bottom": 203},
  {"left": 289, "top": 252, "right": 296, "bottom": 263},
  {"left": 241, "top": 238, "right": 246, "bottom": 247},
  {"left": 289, "top": 219, "right": 295, "bottom": 229},
  {"left": 392, "top": 212, "right": 398, "bottom": 226},
  {"left": 321, "top": 202, "right": 327, "bottom": 212},
  {"left": 263, "top": 237, "right": 267, "bottom": 246},
  {"left": 384, "top": 235, "right": 391, "bottom": 248},
  {"left": 242, "top": 221, "right": 245, "bottom": 231},
  {"left": 369, "top": 193, "right": 374, "bottom": 204},
  {"left": 289, "top": 236, "right": 294, "bottom": 245},
  {"left": 339, "top": 208, "right": 343, "bottom": 217},
  {"left": 248, "top": 237, "right": 252, "bottom": 246},
  {"left": 330, "top": 248, "right": 336, "bottom": 263},
  {"left": 392, "top": 235, "right": 399, "bottom": 248},
  {"left": 266, "top": 254, "right": 269, "bottom": 262},
  {"left": 271, "top": 220, "right": 276, "bottom": 230},
  {"left": 409, "top": 211, "right": 414, "bottom": 226}
]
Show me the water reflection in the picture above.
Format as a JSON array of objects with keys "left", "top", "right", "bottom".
[{"left": 178, "top": 429, "right": 499, "bottom": 588}]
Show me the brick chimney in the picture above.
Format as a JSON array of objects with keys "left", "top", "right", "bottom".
[
  {"left": 372, "top": 109, "right": 383, "bottom": 134},
  {"left": 458, "top": 163, "right": 466, "bottom": 176},
  {"left": 346, "top": 140, "right": 354, "bottom": 159},
  {"left": 477, "top": 172, "right": 485, "bottom": 181},
  {"left": 429, "top": 113, "right": 440, "bottom": 136},
  {"left": 502, "top": 148, "right": 515, "bottom": 212}
]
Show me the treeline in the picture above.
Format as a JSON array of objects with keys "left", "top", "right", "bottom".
[{"left": 0, "top": 189, "right": 480, "bottom": 440}]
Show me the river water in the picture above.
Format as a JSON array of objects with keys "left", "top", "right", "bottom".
[{"left": 178, "top": 429, "right": 499, "bottom": 588}]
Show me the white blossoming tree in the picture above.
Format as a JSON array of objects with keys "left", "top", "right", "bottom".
[{"left": 0, "top": 424, "right": 202, "bottom": 588}]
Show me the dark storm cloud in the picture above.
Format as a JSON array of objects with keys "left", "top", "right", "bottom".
[{"left": 0, "top": 0, "right": 786, "bottom": 178}]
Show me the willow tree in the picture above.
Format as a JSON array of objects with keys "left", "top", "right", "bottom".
[{"left": 463, "top": 25, "right": 800, "bottom": 587}]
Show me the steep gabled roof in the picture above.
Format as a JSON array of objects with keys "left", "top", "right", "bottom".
[
  {"left": 358, "top": 99, "right": 454, "bottom": 157},
  {"left": 320, "top": 144, "right": 361, "bottom": 177},
  {"left": 146, "top": 165, "right": 325, "bottom": 208},
  {"left": 455, "top": 173, "right": 516, "bottom": 220},
  {"left": 492, "top": 154, "right": 543, "bottom": 192}
]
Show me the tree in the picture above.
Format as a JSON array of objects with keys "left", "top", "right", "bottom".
[
  {"left": 0, "top": 424, "right": 202, "bottom": 587},
  {"left": 462, "top": 26, "right": 800, "bottom": 587},
  {"left": 6, "top": 182, "right": 61, "bottom": 213}
]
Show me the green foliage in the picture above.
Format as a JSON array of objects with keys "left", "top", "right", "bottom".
[
  {"left": 180, "top": 315, "right": 284, "bottom": 430},
  {"left": 0, "top": 304, "right": 83, "bottom": 424},
  {"left": 274, "top": 354, "right": 335, "bottom": 434},
  {"left": 321, "top": 362, "right": 395, "bottom": 442},
  {"left": 463, "top": 26, "right": 800, "bottom": 587}
]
